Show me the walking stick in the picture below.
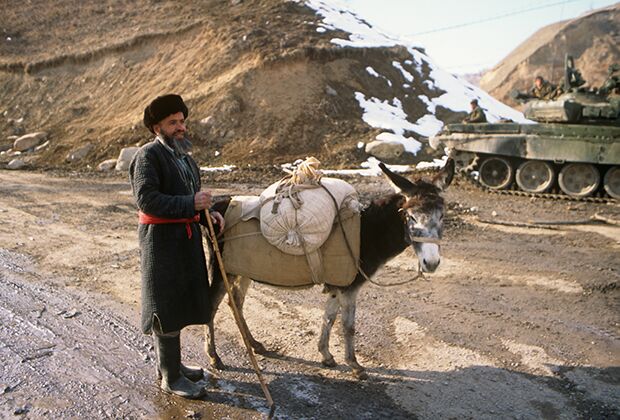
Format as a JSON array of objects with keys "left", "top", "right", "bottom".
[{"left": 204, "top": 214, "right": 276, "bottom": 417}]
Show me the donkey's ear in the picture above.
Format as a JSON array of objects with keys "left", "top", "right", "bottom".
[
  {"left": 379, "top": 162, "right": 415, "bottom": 193},
  {"left": 432, "top": 158, "right": 455, "bottom": 191}
]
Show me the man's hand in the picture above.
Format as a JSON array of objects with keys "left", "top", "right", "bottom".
[
  {"left": 194, "top": 190, "right": 212, "bottom": 211},
  {"left": 210, "top": 211, "right": 225, "bottom": 235}
]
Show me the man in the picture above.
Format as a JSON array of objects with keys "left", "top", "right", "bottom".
[
  {"left": 129, "top": 94, "right": 224, "bottom": 399},
  {"left": 530, "top": 76, "right": 560, "bottom": 100},
  {"left": 598, "top": 64, "right": 620, "bottom": 96},
  {"left": 462, "top": 99, "right": 487, "bottom": 123}
]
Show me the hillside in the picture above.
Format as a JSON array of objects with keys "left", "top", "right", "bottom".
[
  {"left": 0, "top": 0, "right": 525, "bottom": 171},
  {"left": 480, "top": 3, "right": 620, "bottom": 106}
]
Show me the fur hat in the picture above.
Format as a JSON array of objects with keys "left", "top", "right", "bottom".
[{"left": 143, "top": 94, "right": 188, "bottom": 133}]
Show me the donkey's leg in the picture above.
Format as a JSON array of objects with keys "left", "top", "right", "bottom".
[
  {"left": 318, "top": 292, "right": 340, "bottom": 367},
  {"left": 231, "top": 277, "right": 268, "bottom": 354},
  {"left": 204, "top": 268, "right": 230, "bottom": 370},
  {"left": 338, "top": 287, "right": 367, "bottom": 379}
]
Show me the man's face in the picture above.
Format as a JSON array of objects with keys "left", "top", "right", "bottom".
[
  {"left": 154, "top": 111, "right": 186, "bottom": 141},
  {"left": 470, "top": 102, "right": 476, "bottom": 111},
  {"left": 535, "top": 78, "right": 543, "bottom": 89}
]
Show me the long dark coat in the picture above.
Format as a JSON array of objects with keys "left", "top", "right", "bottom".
[{"left": 129, "top": 140, "right": 212, "bottom": 334}]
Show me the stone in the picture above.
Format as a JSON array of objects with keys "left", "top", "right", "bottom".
[
  {"left": 66, "top": 143, "right": 94, "bottom": 162},
  {"left": 97, "top": 159, "right": 117, "bottom": 172},
  {"left": 115, "top": 147, "right": 140, "bottom": 171},
  {"left": 7, "top": 159, "right": 26, "bottom": 170},
  {"left": 199, "top": 116, "right": 214, "bottom": 126},
  {"left": 325, "top": 85, "right": 338, "bottom": 96},
  {"left": 34, "top": 140, "right": 50, "bottom": 152},
  {"left": 0, "top": 144, "right": 11, "bottom": 153},
  {"left": 365, "top": 140, "right": 405, "bottom": 160},
  {"left": 13, "top": 132, "right": 48, "bottom": 152}
]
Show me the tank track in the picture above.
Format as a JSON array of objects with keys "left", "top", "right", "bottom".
[
  {"left": 457, "top": 170, "right": 617, "bottom": 204},
  {"left": 402, "top": 166, "right": 616, "bottom": 203}
]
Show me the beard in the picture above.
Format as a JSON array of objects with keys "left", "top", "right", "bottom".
[{"left": 160, "top": 130, "right": 193, "bottom": 154}]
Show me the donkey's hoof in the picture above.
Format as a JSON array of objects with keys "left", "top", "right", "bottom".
[
  {"left": 353, "top": 369, "right": 368, "bottom": 380},
  {"left": 209, "top": 356, "right": 226, "bottom": 371},
  {"left": 321, "top": 357, "right": 337, "bottom": 368}
]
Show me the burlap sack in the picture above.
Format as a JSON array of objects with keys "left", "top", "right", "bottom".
[
  {"left": 259, "top": 178, "right": 359, "bottom": 256},
  {"left": 222, "top": 197, "right": 361, "bottom": 288}
]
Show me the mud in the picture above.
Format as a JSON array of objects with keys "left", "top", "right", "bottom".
[{"left": 0, "top": 170, "right": 619, "bottom": 419}]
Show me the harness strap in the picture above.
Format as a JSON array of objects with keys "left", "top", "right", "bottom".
[
  {"left": 410, "top": 236, "right": 441, "bottom": 244},
  {"left": 138, "top": 211, "right": 200, "bottom": 239}
]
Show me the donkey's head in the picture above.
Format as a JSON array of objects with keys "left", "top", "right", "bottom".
[{"left": 379, "top": 159, "right": 454, "bottom": 273}]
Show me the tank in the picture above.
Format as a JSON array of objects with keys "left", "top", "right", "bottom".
[{"left": 430, "top": 56, "right": 620, "bottom": 199}]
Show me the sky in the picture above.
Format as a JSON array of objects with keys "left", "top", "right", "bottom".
[{"left": 337, "top": 0, "right": 619, "bottom": 74}]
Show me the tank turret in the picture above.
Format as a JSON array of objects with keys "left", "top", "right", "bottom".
[{"left": 515, "top": 55, "right": 620, "bottom": 125}]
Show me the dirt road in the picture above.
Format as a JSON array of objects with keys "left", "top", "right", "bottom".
[{"left": 1, "top": 170, "right": 618, "bottom": 419}]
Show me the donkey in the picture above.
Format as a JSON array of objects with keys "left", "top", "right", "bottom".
[{"left": 205, "top": 159, "right": 454, "bottom": 379}]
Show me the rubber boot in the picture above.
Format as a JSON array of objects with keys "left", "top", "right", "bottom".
[
  {"left": 157, "top": 364, "right": 204, "bottom": 382},
  {"left": 154, "top": 336, "right": 204, "bottom": 382},
  {"left": 154, "top": 335, "right": 206, "bottom": 399}
]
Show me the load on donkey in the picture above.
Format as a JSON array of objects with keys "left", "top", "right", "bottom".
[{"left": 205, "top": 157, "right": 455, "bottom": 379}]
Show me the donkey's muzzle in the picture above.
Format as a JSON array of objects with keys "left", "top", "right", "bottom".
[{"left": 421, "top": 256, "right": 440, "bottom": 273}]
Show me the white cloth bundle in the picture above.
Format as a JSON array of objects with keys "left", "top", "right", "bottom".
[{"left": 259, "top": 177, "right": 359, "bottom": 256}]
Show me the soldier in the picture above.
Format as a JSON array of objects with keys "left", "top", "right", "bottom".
[
  {"left": 598, "top": 64, "right": 620, "bottom": 96},
  {"left": 462, "top": 99, "right": 487, "bottom": 123},
  {"left": 129, "top": 94, "right": 225, "bottom": 399},
  {"left": 530, "top": 76, "right": 561, "bottom": 100}
]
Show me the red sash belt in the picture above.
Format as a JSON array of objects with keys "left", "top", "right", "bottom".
[{"left": 138, "top": 211, "right": 200, "bottom": 239}]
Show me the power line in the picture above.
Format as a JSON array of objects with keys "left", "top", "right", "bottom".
[{"left": 408, "top": 0, "right": 584, "bottom": 37}]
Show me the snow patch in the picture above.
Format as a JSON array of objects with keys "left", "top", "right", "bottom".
[
  {"left": 354, "top": 92, "right": 444, "bottom": 140},
  {"left": 199, "top": 165, "right": 237, "bottom": 172},
  {"left": 392, "top": 61, "right": 414, "bottom": 82},
  {"left": 305, "top": 0, "right": 406, "bottom": 48},
  {"left": 366, "top": 66, "right": 380, "bottom": 77}
]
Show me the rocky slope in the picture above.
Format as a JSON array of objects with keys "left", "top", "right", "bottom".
[
  {"left": 0, "top": 0, "right": 525, "bottom": 171},
  {"left": 480, "top": 3, "right": 620, "bottom": 106}
]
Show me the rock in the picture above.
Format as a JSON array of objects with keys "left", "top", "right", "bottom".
[
  {"left": 34, "top": 140, "right": 50, "bottom": 152},
  {"left": 13, "top": 132, "right": 48, "bottom": 152},
  {"left": 115, "top": 147, "right": 140, "bottom": 171},
  {"left": 218, "top": 95, "right": 243, "bottom": 115},
  {"left": 66, "top": 143, "right": 94, "bottom": 162},
  {"left": 325, "top": 85, "right": 338, "bottom": 96},
  {"left": 199, "top": 116, "right": 214, "bottom": 126},
  {"left": 7, "top": 135, "right": 19, "bottom": 141},
  {"left": 97, "top": 159, "right": 117, "bottom": 172},
  {"left": 231, "top": 0, "right": 243, "bottom": 5},
  {"left": 7, "top": 159, "right": 26, "bottom": 170},
  {"left": 0, "top": 144, "right": 11, "bottom": 152},
  {"left": 365, "top": 140, "right": 405, "bottom": 160}
]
